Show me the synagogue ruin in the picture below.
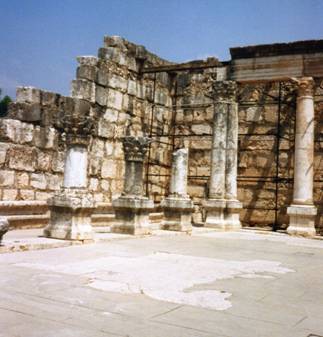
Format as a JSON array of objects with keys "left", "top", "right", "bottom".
[{"left": 0, "top": 36, "right": 322, "bottom": 241}]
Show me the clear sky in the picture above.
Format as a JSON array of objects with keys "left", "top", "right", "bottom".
[{"left": 1, "top": 0, "right": 322, "bottom": 98}]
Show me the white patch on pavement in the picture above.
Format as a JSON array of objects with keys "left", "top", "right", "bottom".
[{"left": 16, "top": 252, "right": 293, "bottom": 311}]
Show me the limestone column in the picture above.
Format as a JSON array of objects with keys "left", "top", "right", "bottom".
[
  {"left": 203, "top": 81, "right": 229, "bottom": 229},
  {"left": 112, "top": 136, "right": 154, "bottom": 235},
  {"left": 161, "top": 148, "right": 193, "bottom": 232},
  {"left": 287, "top": 77, "right": 317, "bottom": 237},
  {"left": 225, "top": 82, "right": 242, "bottom": 230},
  {"left": 43, "top": 99, "right": 95, "bottom": 241}
]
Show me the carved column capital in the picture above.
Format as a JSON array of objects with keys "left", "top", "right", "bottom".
[
  {"left": 59, "top": 99, "right": 94, "bottom": 147},
  {"left": 213, "top": 81, "right": 237, "bottom": 102},
  {"left": 296, "top": 77, "right": 314, "bottom": 98},
  {"left": 122, "top": 136, "right": 152, "bottom": 162}
]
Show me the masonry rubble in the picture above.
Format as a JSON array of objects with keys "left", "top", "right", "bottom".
[{"left": 0, "top": 36, "right": 321, "bottom": 238}]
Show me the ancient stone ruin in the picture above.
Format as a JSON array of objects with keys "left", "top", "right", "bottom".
[{"left": 0, "top": 36, "right": 322, "bottom": 240}]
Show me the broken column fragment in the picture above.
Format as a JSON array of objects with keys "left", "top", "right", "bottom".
[
  {"left": 43, "top": 99, "right": 95, "bottom": 241},
  {"left": 287, "top": 77, "right": 317, "bottom": 237},
  {"left": 161, "top": 148, "right": 193, "bottom": 232},
  {"left": 112, "top": 136, "right": 154, "bottom": 235}
]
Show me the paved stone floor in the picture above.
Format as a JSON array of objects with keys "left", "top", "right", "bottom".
[{"left": 0, "top": 229, "right": 323, "bottom": 337}]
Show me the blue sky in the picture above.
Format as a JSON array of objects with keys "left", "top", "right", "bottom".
[{"left": 1, "top": 0, "right": 322, "bottom": 98}]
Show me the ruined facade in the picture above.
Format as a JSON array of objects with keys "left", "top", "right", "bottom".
[{"left": 0, "top": 36, "right": 322, "bottom": 235}]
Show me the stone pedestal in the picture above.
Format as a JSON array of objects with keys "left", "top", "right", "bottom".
[
  {"left": 44, "top": 98, "right": 95, "bottom": 241},
  {"left": 112, "top": 197, "right": 154, "bottom": 235},
  {"left": 203, "top": 199, "right": 227, "bottom": 229},
  {"left": 287, "top": 78, "right": 317, "bottom": 237},
  {"left": 161, "top": 198, "right": 194, "bottom": 232},
  {"left": 44, "top": 188, "right": 95, "bottom": 241},
  {"left": 112, "top": 136, "right": 154, "bottom": 235},
  {"left": 287, "top": 205, "right": 317, "bottom": 237},
  {"left": 204, "top": 81, "right": 242, "bottom": 230},
  {"left": 225, "top": 200, "right": 243, "bottom": 230},
  {"left": 161, "top": 148, "right": 193, "bottom": 232}
]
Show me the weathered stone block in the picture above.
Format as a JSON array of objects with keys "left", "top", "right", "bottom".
[
  {"left": 101, "top": 159, "right": 117, "bottom": 178},
  {"left": 77, "top": 65, "right": 97, "bottom": 81},
  {"left": 52, "top": 151, "right": 65, "bottom": 173},
  {"left": 16, "top": 87, "right": 41, "bottom": 104},
  {"left": 30, "top": 173, "right": 47, "bottom": 190},
  {"left": 77, "top": 56, "right": 98, "bottom": 67},
  {"left": 35, "top": 191, "right": 52, "bottom": 201},
  {"left": 46, "top": 174, "right": 62, "bottom": 190},
  {"left": 127, "top": 80, "right": 137, "bottom": 96},
  {"left": 2, "top": 189, "right": 17, "bottom": 201},
  {"left": 37, "top": 152, "right": 52, "bottom": 171},
  {"left": 34, "top": 126, "right": 58, "bottom": 149},
  {"left": 8, "top": 147, "right": 35, "bottom": 172},
  {"left": 16, "top": 172, "right": 29, "bottom": 188},
  {"left": 109, "top": 74, "right": 127, "bottom": 92},
  {"left": 20, "top": 189, "right": 34, "bottom": 200},
  {"left": 71, "top": 79, "right": 96, "bottom": 102},
  {"left": 107, "top": 89, "right": 123, "bottom": 110},
  {"left": 0, "top": 170, "right": 15, "bottom": 186},
  {"left": 95, "top": 85, "right": 109, "bottom": 106}
]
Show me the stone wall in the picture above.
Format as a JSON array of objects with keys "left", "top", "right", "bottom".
[{"left": 0, "top": 36, "right": 322, "bottom": 233}]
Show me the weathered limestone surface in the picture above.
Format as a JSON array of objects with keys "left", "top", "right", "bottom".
[
  {"left": 287, "top": 78, "right": 317, "bottom": 237},
  {"left": 112, "top": 136, "right": 154, "bottom": 235},
  {"left": 161, "top": 149, "right": 193, "bottom": 232}
]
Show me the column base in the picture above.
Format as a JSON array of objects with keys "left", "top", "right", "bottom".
[
  {"left": 225, "top": 199, "right": 242, "bottom": 231},
  {"left": 111, "top": 196, "right": 154, "bottom": 235},
  {"left": 287, "top": 204, "right": 317, "bottom": 237},
  {"left": 203, "top": 199, "right": 242, "bottom": 231},
  {"left": 43, "top": 188, "right": 95, "bottom": 241},
  {"left": 203, "top": 199, "right": 226, "bottom": 230},
  {"left": 160, "top": 197, "right": 194, "bottom": 232}
]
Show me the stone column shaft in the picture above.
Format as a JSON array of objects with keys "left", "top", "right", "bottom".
[
  {"left": 161, "top": 148, "right": 193, "bottom": 232},
  {"left": 64, "top": 146, "right": 88, "bottom": 188},
  {"left": 225, "top": 102, "right": 239, "bottom": 200},
  {"left": 170, "top": 148, "right": 189, "bottom": 197},
  {"left": 204, "top": 80, "right": 242, "bottom": 230},
  {"left": 287, "top": 77, "right": 317, "bottom": 237},
  {"left": 209, "top": 102, "right": 227, "bottom": 199},
  {"left": 293, "top": 85, "right": 315, "bottom": 204}
]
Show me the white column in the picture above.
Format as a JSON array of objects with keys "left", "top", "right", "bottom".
[
  {"left": 287, "top": 77, "right": 317, "bottom": 237},
  {"left": 63, "top": 146, "right": 88, "bottom": 188},
  {"left": 225, "top": 93, "right": 242, "bottom": 230},
  {"left": 170, "top": 148, "right": 189, "bottom": 197},
  {"left": 203, "top": 82, "right": 228, "bottom": 229}
]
